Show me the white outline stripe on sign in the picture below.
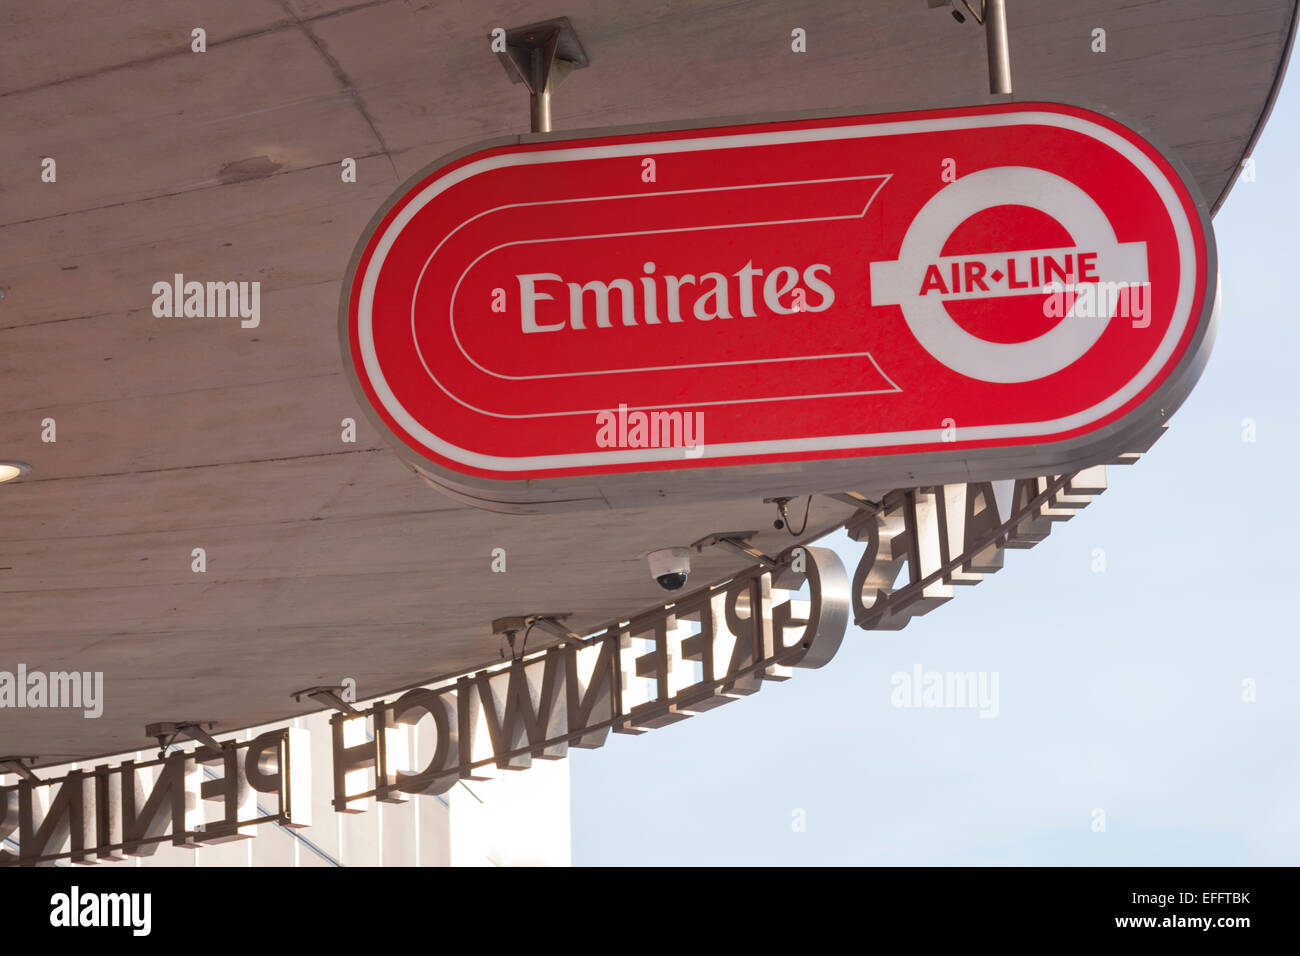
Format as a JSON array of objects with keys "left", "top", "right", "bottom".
[{"left": 354, "top": 110, "right": 1196, "bottom": 472}]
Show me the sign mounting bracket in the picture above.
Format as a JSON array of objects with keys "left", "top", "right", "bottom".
[
  {"left": 291, "top": 685, "right": 361, "bottom": 716},
  {"left": 0, "top": 756, "right": 41, "bottom": 784},
  {"left": 493, "top": 17, "right": 590, "bottom": 133},
  {"left": 930, "top": 1, "right": 1012, "bottom": 93},
  {"left": 492, "top": 614, "right": 584, "bottom": 650},
  {"left": 145, "top": 720, "right": 224, "bottom": 758},
  {"left": 691, "top": 532, "right": 783, "bottom": 571}
]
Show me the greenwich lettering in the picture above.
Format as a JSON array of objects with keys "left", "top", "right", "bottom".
[
  {"left": 2, "top": 465, "right": 1119, "bottom": 865},
  {"left": 329, "top": 546, "right": 850, "bottom": 810}
]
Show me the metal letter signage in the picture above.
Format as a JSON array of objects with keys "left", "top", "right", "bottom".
[
  {"left": 1, "top": 465, "right": 1112, "bottom": 864},
  {"left": 326, "top": 545, "right": 851, "bottom": 811},
  {"left": 0, "top": 729, "right": 310, "bottom": 866},
  {"left": 345, "top": 100, "right": 1216, "bottom": 513}
]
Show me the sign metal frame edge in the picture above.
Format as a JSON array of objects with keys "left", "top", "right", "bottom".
[{"left": 338, "top": 96, "right": 1219, "bottom": 513}]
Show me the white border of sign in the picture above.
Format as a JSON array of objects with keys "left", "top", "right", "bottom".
[
  {"left": 339, "top": 100, "right": 1218, "bottom": 512},
  {"left": 356, "top": 113, "right": 1192, "bottom": 469}
]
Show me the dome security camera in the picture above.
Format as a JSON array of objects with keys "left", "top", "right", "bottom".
[{"left": 647, "top": 547, "right": 691, "bottom": 592}]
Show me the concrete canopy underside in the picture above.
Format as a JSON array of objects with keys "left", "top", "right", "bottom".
[{"left": 1, "top": 0, "right": 1295, "bottom": 765}]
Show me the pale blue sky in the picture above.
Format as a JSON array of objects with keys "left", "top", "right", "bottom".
[{"left": 571, "top": 50, "right": 1300, "bottom": 866}]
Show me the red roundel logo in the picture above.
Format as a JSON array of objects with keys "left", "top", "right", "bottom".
[{"left": 341, "top": 102, "right": 1216, "bottom": 511}]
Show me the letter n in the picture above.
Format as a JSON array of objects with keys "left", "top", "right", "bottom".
[
  {"left": 120, "top": 756, "right": 193, "bottom": 855},
  {"left": 564, "top": 635, "right": 618, "bottom": 748}
]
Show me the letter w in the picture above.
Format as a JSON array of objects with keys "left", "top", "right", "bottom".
[{"left": 477, "top": 651, "right": 564, "bottom": 770}]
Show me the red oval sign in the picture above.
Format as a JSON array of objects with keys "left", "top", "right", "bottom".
[{"left": 340, "top": 101, "right": 1216, "bottom": 511}]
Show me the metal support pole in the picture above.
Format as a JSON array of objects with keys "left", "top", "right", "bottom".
[
  {"left": 984, "top": 0, "right": 1013, "bottom": 94},
  {"left": 529, "top": 33, "right": 558, "bottom": 133},
  {"left": 494, "top": 17, "right": 589, "bottom": 134}
]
